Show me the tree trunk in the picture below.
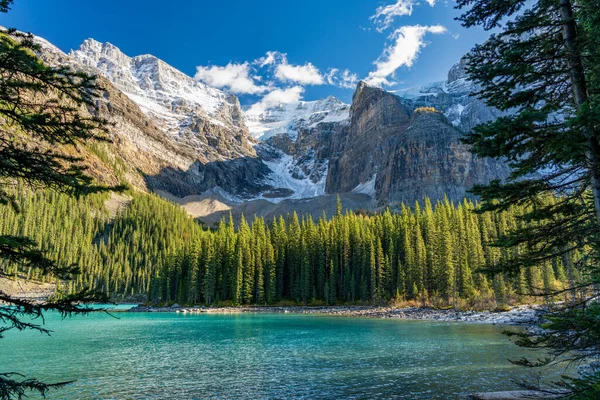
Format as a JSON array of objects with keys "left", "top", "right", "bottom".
[{"left": 560, "top": 0, "right": 600, "bottom": 226}]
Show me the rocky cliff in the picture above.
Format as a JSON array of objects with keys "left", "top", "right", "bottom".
[
  {"left": 374, "top": 107, "right": 509, "bottom": 206},
  {"left": 326, "top": 82, "right": 412, "bottom": 195},
  {"left": 266, "top": 78, "right": 509, "bottom": 207},
  {"left": 333, "top": 81, "right": 509, "bottom": 206}
]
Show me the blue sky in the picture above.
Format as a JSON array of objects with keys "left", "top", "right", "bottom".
[{"left": 1, "top": 0, "right": 490, "bottom": 105}]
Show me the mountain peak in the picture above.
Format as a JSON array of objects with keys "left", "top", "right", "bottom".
[
  {"left": 448, "top": 56, "right": 469, "bottom": 83},
  {"left": 76, "top": 39, "right": 127, "bottom": 61},
  {"left": 352, "top": 80, "right": 390, "bottom": 110},
  {"left": 70, "top": 38, "right": 235, "bottom": 119}
]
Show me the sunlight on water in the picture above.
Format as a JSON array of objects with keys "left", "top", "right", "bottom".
[{"left": 0, "top": 312, "right": 548, "bottom": 399}]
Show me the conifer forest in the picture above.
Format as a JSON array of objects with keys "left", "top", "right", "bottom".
[{"left": 0, "top": 185, "right": 575, "bottom": 308}]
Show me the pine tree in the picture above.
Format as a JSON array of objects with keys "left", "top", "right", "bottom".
[
  {"left": 457, "top": 0, "right": 600, "bottom": 394},
  {"left": 0, "top": 4, "right": 125, "bottom": 396}
]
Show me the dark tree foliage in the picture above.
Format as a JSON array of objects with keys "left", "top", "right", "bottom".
[
  {"left": 0, "top": 0, "right": 11, "bottom": 13},
  {"left": 456, "top": 0, "right": 600, "bottom": 396},
  {"left": 0, "top": 2, "right": 118, "bottom": 398},
  {"left": 0, "top": 185, "right": 574, "bottom": 309},
  {"left": 146, "top": 197, "right": 570, "bottom": 308}
]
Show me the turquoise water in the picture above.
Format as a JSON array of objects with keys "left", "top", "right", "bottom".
[{"left": 1, "top": 311, "right": 545, "bottom": 399}]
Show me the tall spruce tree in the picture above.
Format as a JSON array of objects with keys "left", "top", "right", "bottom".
[
  {"left": 0, "top": 1, "right": 121, "bottom": 398},
  {"left": 457, "top": 0, "right": 600, "bottom": 396},
  {"left": 0, "top": 0, "right": 126, "bottom": 399}
]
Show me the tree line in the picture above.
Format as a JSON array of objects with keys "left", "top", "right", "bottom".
[
  {"left": 154, "top": 197, "right": 577, "bottom": 308},
  {"left": 0, "top": 185, "right": 577, "bottom": 308}
]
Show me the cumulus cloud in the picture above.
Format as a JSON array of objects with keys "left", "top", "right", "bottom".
[
  {"left": 195, "top": 50, "right": 357, "bottom": 114},
  {"left": 246, "top": 86, "right": 305, "bottom": 115},
  {"left": 365, "top": 25, "right": 447, "bottom": 86},
  {"left": 259, "top": 51, "right": 356, "bottom": 88},
  {"left": 258, "top": 51, "right": 280, "bottom": 67},
  {"left": 274, "top": 57, "right": 324, "bottom": 85},
  {"left": 195, "top": 62, "right": 269, "bottom": 95},
  {"left": 425, "top": 0, "right": 437, "bottom": 6},
  {"left": 370, "top": 0, "right": 415, "bottom": 32},
  {"left": 326, "top": 68, "right": 359, "bottom": 89}
]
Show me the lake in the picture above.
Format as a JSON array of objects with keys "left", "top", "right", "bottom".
[{"left": 0, "top": 310, "right": 549, "bottom": 399}]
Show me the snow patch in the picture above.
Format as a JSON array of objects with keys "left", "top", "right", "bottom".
[
  {"left": 71, "top": 39, "right": 233, "bottom": 130},
  {"left": 260, "top": 151, "right": 327, "bottom": 202},
  {"left": 352, "top": 175, "right": 377, "bottom": 198},
  {"left": 244, "top": 96, "right": 350, "bottom": 141},
  {"left": 211, "top": 186, "right": 243, "bottom": 204}
]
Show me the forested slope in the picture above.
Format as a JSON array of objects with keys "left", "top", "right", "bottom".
[{"left": 0, "top": 185, "right": 576, "bottom": 307}]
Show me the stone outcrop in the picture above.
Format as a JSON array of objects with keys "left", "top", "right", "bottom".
[
  {"left": 375, "top": 107, "right": 509, "bottom": 206},
  {"left": 326, "top": 82, "right": 412, "bottom": 194}
]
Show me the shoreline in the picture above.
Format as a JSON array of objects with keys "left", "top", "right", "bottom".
[{"left": 127, "top": 304, "right": 542, "bottom": 324}]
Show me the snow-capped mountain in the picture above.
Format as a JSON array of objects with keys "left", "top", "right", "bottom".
[
  {"left": 67, "top": 38, "right": 350, "bottom": 203},
  {"left": 67, "top": 39, "right": 350, "bottom": 203},
  {"left": 244, "top": 96, "right": 350, "bottom": 141},
  {"left": 240, "top": 96, "right": 350, "bottom": 202},
  {"left": 31, "top": 30, "right": 509, "bottom": 218},
  {"left": 71, "top": 39, "right": 254, "bottom": 161}
]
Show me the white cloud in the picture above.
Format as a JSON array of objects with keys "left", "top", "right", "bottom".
[
  {"left": 195, "top": 62, "right": 268, "bottom": 95},
  {"left": 326, "top": 68, "right": 359, "bottom": 89},
  {"left": 274, "top": 56, "right": 324, "bottom": 85},
  {"left": 264, "top": 52, "right": 355, "bottom": 88},
  {"left": 370, "top": 0, "right": 415, "bottom": 33},
  {"left": 366, "top": 25, "right": 447, "bottom": 86},
  {"left": 258, "top": 51, "right": 281, "bottom": 67},
  {"left": 195, "top": 50, "right": 356, "bottom": 112},
  {"left": 246, "top": 86, "right": 305, "bottom": 115},
  {"left": 370, "top": 0, "right": 439, "bottom": 32}
]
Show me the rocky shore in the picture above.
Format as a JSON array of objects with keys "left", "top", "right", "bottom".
[{"left": 127, "top": 304, "right": 542, "bottom": 324}]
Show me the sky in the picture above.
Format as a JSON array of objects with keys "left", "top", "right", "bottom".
[{"left": 1, "top": 0, "right": 490, "bottom": 106}]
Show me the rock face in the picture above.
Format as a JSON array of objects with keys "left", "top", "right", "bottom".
[
  {"left": 395, "top": 56, "right": 506, "bottom": 133},
  {"left": 375, "top": 108, "right": 509, "bottom": 206},
  {"left": 270, "top": 80, "right": 510, "bottom": 207},
  {"left": 327, "top": 82, "right": 412, "bottom": 195}
]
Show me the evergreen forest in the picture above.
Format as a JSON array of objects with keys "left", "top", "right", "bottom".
[{"left": 0, "top": 184, "right": 577, "bottom": 308}]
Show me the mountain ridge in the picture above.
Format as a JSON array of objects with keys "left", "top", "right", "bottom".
[{"left": 29, "top": 33, "right": 510, "bottom": 223}]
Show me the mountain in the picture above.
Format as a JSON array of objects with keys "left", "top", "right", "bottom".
[
  {"left": 33, "top": 37, "right": 272, "bottom": 199},
  {"left": 30, "top": 33, "right": 509, "bottom": 222},
  {"left": 324, "top": 81, "right": 510, "bottom": 206},
  {"left": 70, "top": 39, "right": 256, "bottom": 162},
  {"left": 393, "top": 56, "right": 505, "bottom": 133},
  {"left": 244, "top": 96, "right": 350, "bottom": 141},
  {"left": 264, "top": 76, "right": 509, "bottom": 208}
]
